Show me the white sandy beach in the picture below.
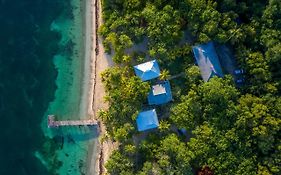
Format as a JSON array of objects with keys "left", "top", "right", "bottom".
[{"left": 84, "top": 0, "right": 115, "bottom": 174}]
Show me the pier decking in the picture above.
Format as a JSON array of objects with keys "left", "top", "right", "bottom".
[{"left": 48, "top": 115, "right": 97, "bottom": 128}]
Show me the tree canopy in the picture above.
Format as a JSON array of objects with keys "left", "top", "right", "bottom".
[{"left": 99, "top": 0, "right": 281, "bottom": 174}]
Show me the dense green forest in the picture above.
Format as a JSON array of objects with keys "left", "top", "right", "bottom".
[{"left": 98, "top": 0, "right": 281, "bottom": 174}]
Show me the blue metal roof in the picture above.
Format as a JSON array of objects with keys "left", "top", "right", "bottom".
[
  {"left": 136, "top": 109, "right": 159, "bottom": 131},
  {"left": 134, "top": 60, "right": 160, "bottom": 81},
  {"left": 192, "top": 42, "right": 224, "bottom": 82},
  {"left": 148, "top": 81, "right": 172, "bottom": 105}
]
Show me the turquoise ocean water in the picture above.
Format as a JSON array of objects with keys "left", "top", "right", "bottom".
[{"left": 0, "top": 0, "right": 97, "bottom": 174}]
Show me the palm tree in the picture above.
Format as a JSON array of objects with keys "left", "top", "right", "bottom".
[{"left": 159, "top": 69, "right": 171, "bottom": 80}]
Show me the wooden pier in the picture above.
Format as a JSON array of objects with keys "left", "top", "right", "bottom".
[{"left": 48, "top": 115, "right": 98, "bottom": 128}]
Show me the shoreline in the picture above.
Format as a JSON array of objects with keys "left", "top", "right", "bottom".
[
  {"left": 38, "top": 0, "right": 100, "bottom": 174},
  {"left": 84, "top": 0, "right": 99, "bottom": 174},
  {"left": 85, "top": 0, "right": 116, "bottom": 174}
]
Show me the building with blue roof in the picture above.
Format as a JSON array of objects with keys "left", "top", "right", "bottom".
[
  {"left": 136, "top": 109, "right": 159, "bottom": 131},
  {"left": 148, "top": 81, "right": 172, "bottom": 105},
  {"left": 192, "top": 42, "right": 224, "bottom": 82},
  {"left": 134, "top": 60, "right": 160, "bottom": 81}
]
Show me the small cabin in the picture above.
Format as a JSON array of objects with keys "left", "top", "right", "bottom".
[
  {"left": 133, "top": 60, "right": 160, "bottom": 81},
  {"left": 148, "top": 81, "right": 172, "bottom": 105},
  {"left": 136, "top": 109, "right": 159, "bottom": 131}
]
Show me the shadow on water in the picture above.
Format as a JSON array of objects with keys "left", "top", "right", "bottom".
[
  {"left": 0, "top": 0, "right": 69, "bottom": 174},
  {"left": 51, "top": 125, "right": 100, "bottom": 144}
]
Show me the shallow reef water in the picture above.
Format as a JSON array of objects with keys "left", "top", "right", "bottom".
[{"left": 0, "top": 0, "right": 96, "bottom": 174}]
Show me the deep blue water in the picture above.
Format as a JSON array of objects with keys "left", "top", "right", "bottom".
[{"left": 0, "top": 1, "right": 70, "bottom": 174}]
